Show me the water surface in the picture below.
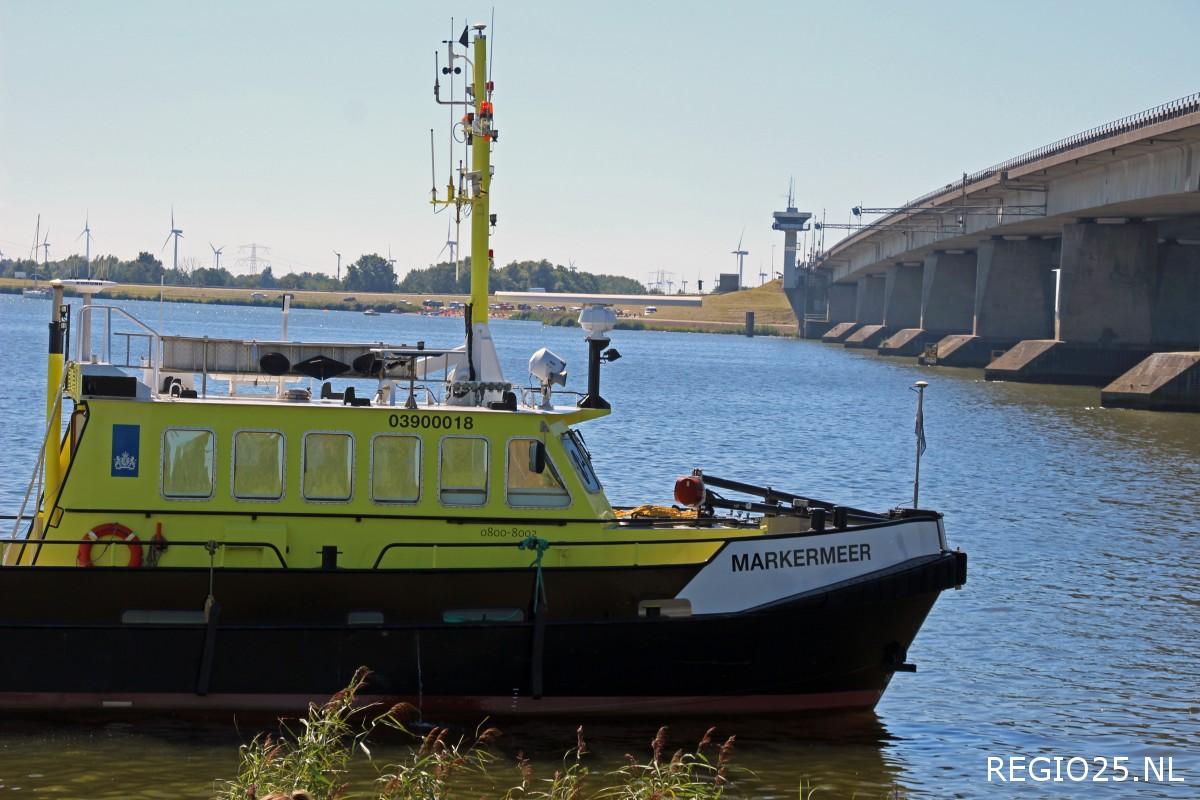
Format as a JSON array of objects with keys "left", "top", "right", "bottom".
[{"left": 0, "top": 293, "right": 1196, "bottom": 797}]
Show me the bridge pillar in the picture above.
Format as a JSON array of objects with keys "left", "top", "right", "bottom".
[
  {"left": 877, "top": 264, "right": 928, "bottom": 356},
  {"left": 1057, "top": 221, "right": 1159, "bottom": 343},
  {"left": 855, "top": 275, "right": 885, "bottom": 324},
  {"left": 920, "top": 251, "right": 977, "bottom": 335},
  {"left": 1152, "top": 241, "right": 1200, "bottom": 347},
  {"left": 976, "top": 238, "right": 1057, "bottom": 340},
  {"left": 820, "top": 283, "right": 860, "bottom": 342},
  {"left": 828, "top": 283, "right": 857, "bottom": 323},
  {"left": 986, "top": 221, "right": 1162, "bottom": 384},
  {"left": 929, "top": 238, "right": 1057, "bottom": 367},
  {"left": 844, "top": 275, "right": 888, "bottom": 348},
  {"left": 1102, "top": 241, "right": 1200, "bottom": 410},
  {"left": 883, "top": 264, "right": 923, "bottom": 328}
]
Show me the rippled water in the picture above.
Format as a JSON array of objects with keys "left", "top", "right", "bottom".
[{"left": 0, "top": 292, "right": 1197, "bottom": 798}]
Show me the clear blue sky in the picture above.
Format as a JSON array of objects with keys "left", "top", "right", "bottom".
[{"left": 2, "top": 0, "right": 1198, "bottom": 288}]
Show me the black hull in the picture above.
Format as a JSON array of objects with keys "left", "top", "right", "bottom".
[{"left": 0, "top": 552, "right": 966, "bottom": 716}]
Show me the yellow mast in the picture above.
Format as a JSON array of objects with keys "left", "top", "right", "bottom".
[
  {"left": 433, "top": 25, "right": 493, "bottom": 326},
  {"left": 469, "top": 28, "right": 492, "bottom": 327}
]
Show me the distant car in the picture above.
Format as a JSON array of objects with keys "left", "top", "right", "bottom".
[
  {"left": 250, "top": 292, "right": 267, "bottom": 299},
  {"left": 343, "top": 296, "right": 357, "bottom": 302},
  {"left": 422, "top": 299, "right": 444, "bottom": 309},
  {"left": 644, "top": 306, "right": 658, "bottom": 315},
  {"left": 517, "top": 303, "right": 531, "bottom": 310}
]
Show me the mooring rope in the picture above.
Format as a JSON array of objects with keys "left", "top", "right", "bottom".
[{"left": 518, "top": 535, "right": 550, "bottom": 610}]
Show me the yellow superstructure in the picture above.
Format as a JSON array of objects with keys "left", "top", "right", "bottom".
[{"left": 11, "top": 396, "right": 735, "bottom": 571}]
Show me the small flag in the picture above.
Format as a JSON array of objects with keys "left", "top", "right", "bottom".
[
  {"left": 915, "top": 400, "right": 927, "bottom": 456},
  {"left": 458, "top": 26, "right": 469, "bottom": 47}
]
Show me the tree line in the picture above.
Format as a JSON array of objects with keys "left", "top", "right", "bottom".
[{"left": 0, "top": 253, "right": 648, "bottom": 295}]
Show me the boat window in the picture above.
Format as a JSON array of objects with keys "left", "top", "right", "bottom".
[
  {"left": 303, "top": 432, "right": 353, "bottom": 501},
  {"left": 372, "top": 434, "right": 421, "bottom": 503},
  {"left": 506, "top": 439, "right": 570, "bottom": 507},
  {"left": 439, "top": 436, "right": 488, "bottom": 505},
  {"left": 233, "top": 430, "right": 284, "bottom": 500},
  {"left": 162, "top": 428, "right": 215, "bottom": 499},
  {"left": 562, "top": 429, "right": 602, "bottom": 493}
]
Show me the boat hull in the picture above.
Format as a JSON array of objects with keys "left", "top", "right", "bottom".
[{"left": 0, "top": 550, "right": 964, "bottom": 716}]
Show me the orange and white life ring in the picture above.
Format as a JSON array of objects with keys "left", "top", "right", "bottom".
[{"left": 77, "top": 523, "right": 143, "bottom": 568}]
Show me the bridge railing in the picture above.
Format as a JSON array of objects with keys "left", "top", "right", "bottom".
[
  {"left": 896, "top": 91, "right": 1200, "bottom": 215},
  {"left": 820, "top": 91, "right": 1200, "bottom": 258}
]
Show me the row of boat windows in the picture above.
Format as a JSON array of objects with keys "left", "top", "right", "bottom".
[{"left": 160, "top": 428, "right": 600, "bottom": 507}]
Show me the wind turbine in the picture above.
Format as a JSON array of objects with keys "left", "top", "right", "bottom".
[
  {"left": 209, "top": 242, "right": 224, "bottom": 270},
  {"left": 731, "top": 228, "right": 749, "bottom": 290},
  {"left": 436, "top": 217, "right": 457, "bottom": 265},
  {"left": 40, "top": 228, "right": 51, "bottom": 270},
  {"left": 162, "top": 207, "right": 183, "bottom": 275},
  {"left": 77, "top": 214, "right": 93, "bottom": 278}
]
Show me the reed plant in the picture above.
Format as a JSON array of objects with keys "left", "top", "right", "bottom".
[{"left": 215, "top": 668, "right": 744, "bottom": 800}]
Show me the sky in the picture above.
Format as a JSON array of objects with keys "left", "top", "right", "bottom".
[{"left": 2, "top": 0, "right": 1199, "bottom": 289}]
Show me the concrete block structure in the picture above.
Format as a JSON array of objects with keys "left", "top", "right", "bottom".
[{"left": 1102, "top": 353, "right": 1200, "bottom": 411}]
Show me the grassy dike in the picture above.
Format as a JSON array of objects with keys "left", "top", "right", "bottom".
[
  {"left": 0, "top": 278, "right": 799, "bottom": 336},
  {"left": 0, "top": 277, "right": 427, "bottom": 313},
  {"left": 512, "top": 280, "right": 797, "bottom": 336}
]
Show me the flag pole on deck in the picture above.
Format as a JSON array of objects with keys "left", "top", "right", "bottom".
[{"left": 911, "top": 380, "right": 928, "bottom": 508}]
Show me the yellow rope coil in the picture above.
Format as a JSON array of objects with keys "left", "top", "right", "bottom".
[{"left": 614, "top": 504, "right": 698, "bottom": 520}]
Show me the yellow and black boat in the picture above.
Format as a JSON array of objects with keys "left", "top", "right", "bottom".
[{"left": 0, "top": 25, "right": 965, "bottom": 716}]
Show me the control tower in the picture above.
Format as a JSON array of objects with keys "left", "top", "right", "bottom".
[{"left": 772, "top": 190, "right": 813, "bottom": 334}]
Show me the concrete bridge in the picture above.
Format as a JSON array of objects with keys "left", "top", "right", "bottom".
[{"left": 793, "top": 92, "right": 1200, "bottom": 411}]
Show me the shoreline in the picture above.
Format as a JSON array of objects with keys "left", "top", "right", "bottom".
[{"left": 1, "top": 278, "right": 798, "bottom": 337}]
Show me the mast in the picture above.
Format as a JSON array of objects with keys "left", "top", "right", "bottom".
[
  {"left": 469, "top": 26, "right": 492, "bottom": 327},
  {"left": 433, "top": 23, "right": 503, "bottom": 385}
]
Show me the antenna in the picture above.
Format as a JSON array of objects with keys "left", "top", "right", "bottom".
[
  {"left": 209, "top": 242, "right": 224, "bottom": 270},
  {"left": 488, "top": 7, "right": 495, "bottom": 83},
  {"left": 30, "top": 214, "right": 40, "bottom": 262}
]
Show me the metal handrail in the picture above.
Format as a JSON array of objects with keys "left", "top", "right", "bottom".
[
  {"left": 6, "top": 538, "right": 289, "bottom": 569},
  {"left": 5, "top": 372, "right": 68, "bottom": 548},
  {"left": 75, "top": 304, "right": 162, "bottom": 391},
  {"left": 828, "top": 91, "right": 1200, "bottom": 253}
]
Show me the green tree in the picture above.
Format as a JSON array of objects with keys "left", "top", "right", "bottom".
[
  {"left": 397, "top": 258, "right": 646, "bottom": 295},
  {"left": 344, "top": 253, "right": 396, "bottom": 293}
]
